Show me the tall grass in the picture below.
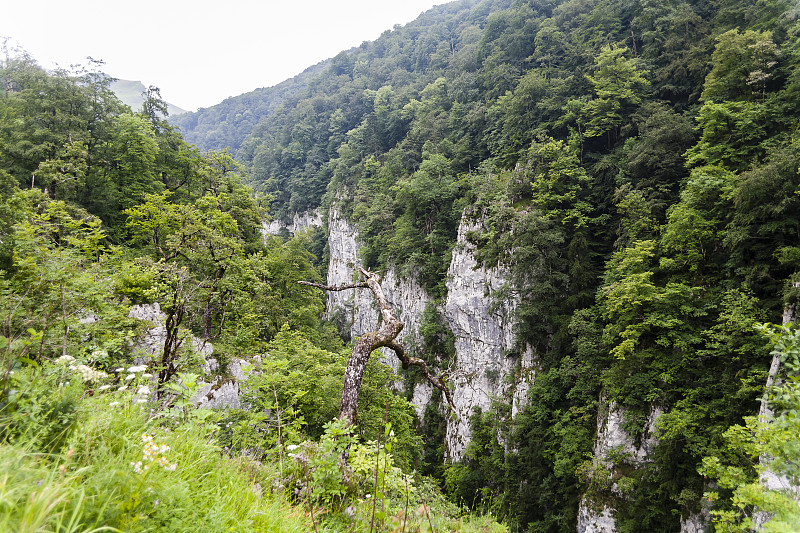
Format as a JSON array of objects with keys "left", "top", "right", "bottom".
[
  {"left": 1, "top": 388, "right": 318, "bottom": 533},
  {"left": 1, "top": 365, "right": 505, "bottom": 533}
]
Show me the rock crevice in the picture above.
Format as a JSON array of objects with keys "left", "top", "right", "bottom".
[{"left": 324, "top": 207, "right": 535, "bottom": 460}]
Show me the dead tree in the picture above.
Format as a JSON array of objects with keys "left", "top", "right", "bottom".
[{"left": 300, "top": 267, "right": 456, "bottom": 426}]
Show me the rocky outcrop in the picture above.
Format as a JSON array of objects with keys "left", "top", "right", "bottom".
[
  {"left": 576, "top": 504, "right": 616, "bottom": 533},
  {"left": 325, "top": 208, "right": 433, "bottom": 369},
  {"left": 262, "top": 209, "right": 323, "bottom": 236},
  {"left": 752, "top": 281, "right": 800, "bottom": 528},
  {"left": 129, "top": 303, "right": 252, "bottom": 409},
  {"left": 680, "top": 507, "right": 711, "bottom": 533},
  {"left": 129, "top": 303, "right": 212, "bottom": 360},
  {"left": 195, "top": 358, "right": 258, "bottom": 410},
  {"left": 443, "top": 216, "right": 535, "bottom": 460},
  {"left": 576, "top": 402, "right": 661, "bottom": 533},
  {"left": 593, "top": 402, "right": 661, "bottom": 467},
  {"left": 324, "top": 208, "right": 535, "bottom": 459}
]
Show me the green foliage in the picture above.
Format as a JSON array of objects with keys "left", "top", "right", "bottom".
[
  {"left": 0, "top": 192, "right": 137, "bottom": 374},
  {"left": 701, "top": 324, "right": 800, "bottom": 532},
  {"left": 582, "top": 45, "right": 651, "bottom": 145},
  {"left": 0, "top": 364, "right": 319, "bottom": 533},
  {"left": 3, "top": 1, "right": 800, "bottom": 530},
  {"left": 222, "top": 327, "right": 420, "bottom": 467},
  {"left": 0, "top": 355, "right": 503, "bottom": 533},
  {"left": 0, "top": 364, "right": 84, "bottom": 453},
  {"left": 701, "top": 29, "right": 782, "bottom": 103}
]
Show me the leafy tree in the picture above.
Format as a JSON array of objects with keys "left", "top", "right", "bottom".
[
  {"left": 701, "top": 29, "right": 782, "bottom": 103},
  {"left": 125, "top": 192, "right": 242, "bottom": 384},
  {"left": 582, "top": 45, "right": 651, "bottom": 148},
  {"left": 0, "top": 191, "right": 131, "bottom": 372},
  {"left": 701, "top": 324, "right": 800, "bottom": 532}
]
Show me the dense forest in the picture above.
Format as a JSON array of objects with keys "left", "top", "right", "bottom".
[
  {"left": 1, "top": 0, "right": 800, "bottom": 531},
  {"left": 174, "top": 0, "right": 800, "bottom": 530},
  {"left": 0, "top": 45, "right": 501, "bottom": 533}
]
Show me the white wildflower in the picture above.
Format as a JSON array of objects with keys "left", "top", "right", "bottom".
[
  {"left": 75, "top": 364, "right": 108, "bottom": 382},
  {"left": 127, "top": 365, "right": 147, "bottom": 373}
]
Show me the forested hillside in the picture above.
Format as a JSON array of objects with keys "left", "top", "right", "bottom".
[
  {"left": 169, "top": 61, "right": 329, "bottom": 153},
  {"left": 202, "top": 0, "right": 799, "bottom": 530},
  {"left": 2, "top": 0, "right": 800, "bottom": 531},
  {"left": 0, "top": 47, "right": 510, "bottom": 533}
]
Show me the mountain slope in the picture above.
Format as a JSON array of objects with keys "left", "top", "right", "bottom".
[
  {"left": 230, "top": 0, "right": 800, "bottom": 531},
  {"left": 167, "top": 60, "right": 329, "bottom": 152},
  {"left": 110, "top": 78, "right": 188, "bottom": 116}
]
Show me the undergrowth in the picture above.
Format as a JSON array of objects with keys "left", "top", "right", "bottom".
[{"left": 0, "top": 359, "right": 505, "bottom": 533}]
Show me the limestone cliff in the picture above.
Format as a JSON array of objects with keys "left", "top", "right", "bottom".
[
  {"left": 261, "top": 208, "right": 323, "bottom": 236},
  {"left": 752, "top": 280, "right": 800, "bottom": 528},
  {"left": 575, "top": 399, "right": 713, "bottom": 533},
  {"left": 443, "top": 216, "right": 535, "bottom": 460},
  {"left": 324, "top": 207, "right": 535, "bottom": 459},
  {"left": 576, "top": 402, "right": 661, "bottom": 533}
]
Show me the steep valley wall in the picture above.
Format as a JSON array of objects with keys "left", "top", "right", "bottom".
[
  {"left": 266, "top": 206, "right": 537, "bottom": 460},
  {"left": 266, "top": 206, "right": 730, "bottom": 532},
  {"left": 325, "top": 206, "right": 535, "bottom": 460}
]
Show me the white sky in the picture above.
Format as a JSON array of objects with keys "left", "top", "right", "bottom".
[{"left": 1, "top": 0, "right": 442, "bottom": 111}]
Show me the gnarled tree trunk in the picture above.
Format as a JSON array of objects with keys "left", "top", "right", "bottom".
[{"left": 300, "top": 267, "right": 455, "bottom": 426}]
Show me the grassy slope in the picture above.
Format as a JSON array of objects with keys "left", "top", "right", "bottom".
[{"left": 1, "top": 364, "right": 506, "bottom": 533}]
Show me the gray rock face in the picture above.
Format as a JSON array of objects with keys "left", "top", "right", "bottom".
[
  {"left": 129, "top": 302, "right": 213, "bottom": 361},
  {"left": 325, "top": 208, "right": 434, "bottom": 371},
  {"left": 680, "top": 507, "right": 711, "bottom": 533},
  {"left": 194, "top": 358, "right": 258, "bottom": 410},
  {"left": 129, "top": 303, "right": 169, "bottom": 359},
  {"left": 195, "top": 379, "right": 241, "bottom": 409},
  {"left": 129, "top": 303, "right": 249, "bottom": 409},
  {"left": 752, "top": 281, "right": 800, "bottom": 528},
  {"left": 443, "top": 216, "right": 535, "bottom": 460},
  {"left": 576, "top": 502, "right": 616, "bottom": 533},
  {"left": 576, "top": 401, "right": 661, "bottom": 533},
  {"left": 262, "top": 209, "right": 323, "bottom": 236},
  {"left": 593, "top": 402, "right": 660, "bottom": 467},
  {"left": 324, "top": 207, "right": 535, "bottom": 460}
]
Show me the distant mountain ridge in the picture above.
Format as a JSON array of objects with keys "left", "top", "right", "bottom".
[
  {"left": 110, "top": 79, "right": 188, "bottom": 117},
  {"left": 168, "top": 60, "right": 330, "bottom": 153}
]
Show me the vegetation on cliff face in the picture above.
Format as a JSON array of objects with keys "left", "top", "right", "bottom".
[
  {"left": 3, "top": 0, "right": 800, "bottom": 530},
  {"left": 0, "top": 48, "right": 507, "bottom": 532},
  {"left": 194, "top": 0, "right": 799, "bottom": 530}
]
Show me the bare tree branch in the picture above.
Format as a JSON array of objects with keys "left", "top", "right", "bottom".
[
  {"left": 299, "top": 267, "right": 456, "bottom": 425},
  {"left": 298, "top": 280, "right": 368, "bottom": 291},
  {"left": 385, "top": 340, "right": 456, "bottom": 411}
]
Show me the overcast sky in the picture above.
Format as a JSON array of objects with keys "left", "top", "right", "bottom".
[{"left": 1, "top": 0, "right": 442, "bottom": 111}]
